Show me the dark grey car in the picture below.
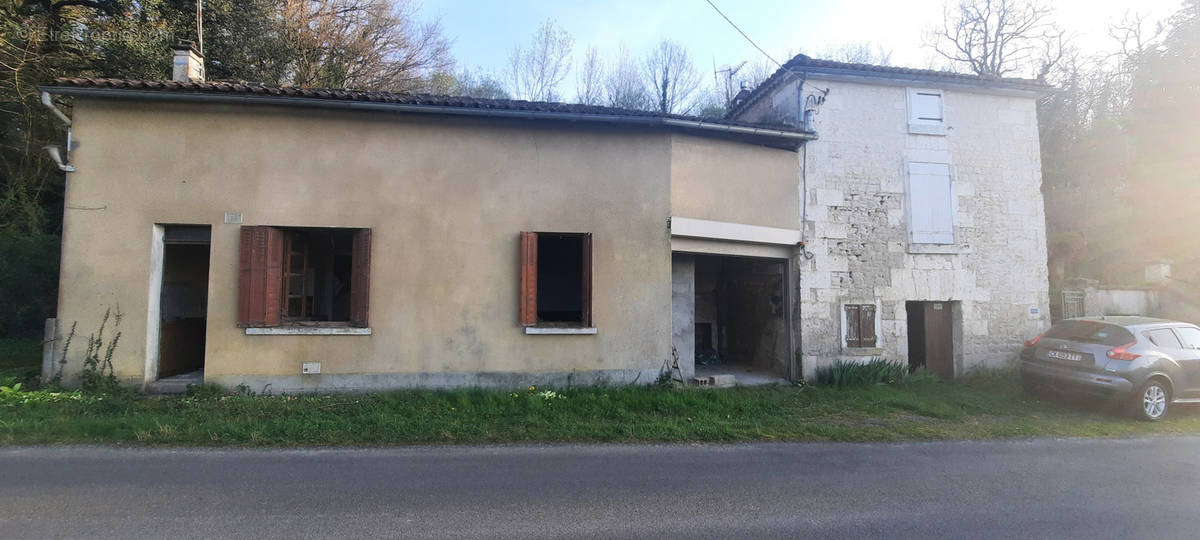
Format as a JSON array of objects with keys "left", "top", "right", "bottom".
[{"left": 1019, "top": 316, "right": 1200, "bottom": 420}]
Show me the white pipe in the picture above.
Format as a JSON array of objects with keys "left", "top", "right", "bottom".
[{"left": 41, "top": 91, "right": 72, "bottom": 126}]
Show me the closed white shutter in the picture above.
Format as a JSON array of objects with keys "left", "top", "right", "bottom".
[
  {"left": 910, "top": 90, "right": 943, "bottom": 123},
  {"left": 908, "top": 162, "right": 955, "bottom": 244}
]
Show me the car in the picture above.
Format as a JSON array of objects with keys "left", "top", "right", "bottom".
[{"left": 1019, "top": 316, "right": 1200, "bottom": 421}]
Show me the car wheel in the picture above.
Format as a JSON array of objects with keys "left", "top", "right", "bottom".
[{"left": 1133, "top": 379, "right": 1170, "bottom": 421}]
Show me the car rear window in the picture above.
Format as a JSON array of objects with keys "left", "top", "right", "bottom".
[
  {"left": 1044, "top": 321, "right": 1135, "bottom": 346},
  {"left": 1146, "top": 329, "right": 1183, "bottom": 348}
]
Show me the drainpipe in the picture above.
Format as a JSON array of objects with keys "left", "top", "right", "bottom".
[{"left": 40, "top": 91, "right": 75, "bottom": 172}]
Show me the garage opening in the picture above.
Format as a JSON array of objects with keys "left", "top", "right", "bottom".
[
  {"left": 157, "top": 226, "right": 211, "bottom": 382},
  {"left": 907, "top": 301, "right": 956, "bottom": 378},
  {"left": 692, "top": 254, "right": 789, "bottom": 383}
]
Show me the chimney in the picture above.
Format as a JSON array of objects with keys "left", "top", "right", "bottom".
[{"left": 171, "top": 41, "right": 204, "bottom": 83}]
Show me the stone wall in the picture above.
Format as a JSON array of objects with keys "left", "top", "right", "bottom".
[{"left": 739, "top": 77, "right": 1050, "bottom": 378}]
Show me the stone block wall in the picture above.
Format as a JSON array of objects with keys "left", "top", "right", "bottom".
[{"left": 740, "top": 77, "right": 1051, "bottom": 378}]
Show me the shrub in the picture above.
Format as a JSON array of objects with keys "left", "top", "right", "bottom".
[
  {"left": 0, "top": 234, "right": 60, "bottom": 338},
  {"left": 815, "top": 357, "right": 934, "bottom": 388}
]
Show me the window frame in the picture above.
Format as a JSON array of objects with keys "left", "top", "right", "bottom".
[
  {"left": 1171, "top": 326, "right": 1200, "bottom": 349},
  {"left": 237, "top": 225, "right": 371, "bottom": 331},
  {"left": 519, "top": 231, "right": 594, "bottom": 333},
  {"left": 907, "top": 88, "right": 947, "bottom": 135},
  {"left": 905, "top": 161, "right": 957, "bottom": 246},
  {"left": 842, "top": 303, "right": 879, "bottom": 349}
]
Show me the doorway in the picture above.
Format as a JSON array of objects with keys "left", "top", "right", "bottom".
[
  {"left": 156, "top": 226, "right": 211, "bottom": 381},
  {"left": 906, "top": 301, "right": 956, "bottom": 378},
  {"left": 692, "top": 254, "right": 789, "bottom": 380}
]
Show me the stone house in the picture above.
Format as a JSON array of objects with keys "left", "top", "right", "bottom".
[
  {"left": 38, "top": 47, "right": 1050, "bottom": 391},
  {"left": 727, "top": 55, "right": 1051, "bottom": 378}
]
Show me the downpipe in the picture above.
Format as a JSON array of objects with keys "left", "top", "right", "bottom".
[{"left": 40, "top": 91, "right": 75, "bottom": 172}]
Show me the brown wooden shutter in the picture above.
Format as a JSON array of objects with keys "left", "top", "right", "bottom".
[
  {"left": 519, "top": 232, "right": 538, "bottom": 326},
  {"left": 859, "top": 304, "right": 877, "bottom": 347},
  {"left": 349, "top": 228, "right": 372, "bottom": 327},
  {"left": 844, "top": 304, "right": 861, "bottom": 347},
  {"left": 237, "top": 226, "right": 284, "bottom": 327},
  {"left": 580, "top": 233, "right": 593, "bottom": 327}
]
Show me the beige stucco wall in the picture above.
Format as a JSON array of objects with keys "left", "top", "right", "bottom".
[
  {"left": 668, "top": 134, "right": 800, "bottom": 230},
  {"left": 56, "top": 99, "right": 696, "bottom": 391}
]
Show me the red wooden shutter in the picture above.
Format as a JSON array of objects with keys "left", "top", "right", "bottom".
[
  {"left": 581, "top": 233, "right": 593, "bottom": 327},
  {"left": 844, "top": 304, "right": 861, "bottom": 347},
  {"left": 859, "top": 304, "right": 877, "bottom": 347},
  {"left": 349, "top": 228, "right": 372, "bottom": 328},
  {"left": 519, "top": 232, "right": 538, "bottom": 326},
  {"left": 237, "top": 226, "right": 284, "bottom": 327}
]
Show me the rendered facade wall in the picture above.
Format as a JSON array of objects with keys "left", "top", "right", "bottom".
[
  {"left": 738, "top": 76, "right": 1051, "bottom": 378},
  {"left": 53, "top": 99, "right": 800, "bottom": 391}
]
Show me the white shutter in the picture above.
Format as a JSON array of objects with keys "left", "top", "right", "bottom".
[
  {"left": 908, "top": 162, "right": 955, "bottom": 244},
  {"left": 909, "top": 90, "right": 943, "bottom": 123}
]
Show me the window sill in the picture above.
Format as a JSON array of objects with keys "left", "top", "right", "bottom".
[
  {"left": 908, "top": 123, "right": 947, "bottom": 136},
  {"left": 841, "top": 347, "right": 885, "bottom": 356},
  {"left": 907, "top": 243, "right": 967, "bottom": 254},
  {"left": 524, "top": 327, "right": 597, "bottom": 335},
  {"left": 245, "top": 327, "right": 372, "bottom": 335}
]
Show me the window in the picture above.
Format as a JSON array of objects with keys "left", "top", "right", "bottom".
[
  {"left": 908, "top": 88, "right": 945, "bottom": 134},
  {"left": 907, "top": 162, "right": 955, "bottom": 245},
  {"left": 844, "top": 304, "right": 877, "bottom": 348},
  {"left": 1146, "top": 329, "right": 1183, "bottom": 349},
  {"left": 1174, "top": 327, "right": 1200, "bottom": 349},
  {"left": 1043, "top": 321, "right": 1134, "bottom": 347},
  {"left": 519, "top": 232, "right": 592, "bottom": 328},
  {"left": 237, "top": 226, "right": 370, "bottom": 328}
]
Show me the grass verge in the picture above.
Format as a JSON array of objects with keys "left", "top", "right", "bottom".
[{"left": 3, "top": 370, "right": 1200, "bottom": 446}]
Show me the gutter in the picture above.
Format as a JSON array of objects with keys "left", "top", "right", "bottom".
[{"left": 39, "top": 86, "right": 817, "bottom": 145}]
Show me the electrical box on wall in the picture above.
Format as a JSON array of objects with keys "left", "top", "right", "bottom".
[{"left": 301, "top": 362, "right": 321, "bottom": 375}]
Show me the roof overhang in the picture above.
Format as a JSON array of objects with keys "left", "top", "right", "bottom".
[{"left": 41, "top": 85, "right": 817, "bottom": 150}]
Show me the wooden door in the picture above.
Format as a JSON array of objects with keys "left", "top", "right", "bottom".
[{"left": 923, "top": 302, "right": 954, "bottom": 379}]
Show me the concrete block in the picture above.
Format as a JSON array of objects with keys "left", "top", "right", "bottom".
[{"left": 710, "top": 375, "right": 736, "bottom": 388}]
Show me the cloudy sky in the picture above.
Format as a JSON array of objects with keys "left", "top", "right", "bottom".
[{"left": 425, "top": 0, "right": 1183, "bottom": 95}]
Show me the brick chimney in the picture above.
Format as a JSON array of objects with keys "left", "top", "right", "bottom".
[{"left": 171, "top": 41, "right": 204, "bottom": 83}]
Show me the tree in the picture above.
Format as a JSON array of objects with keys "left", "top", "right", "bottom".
[
  {"left": 818, "top": 42, "right": 893, "bottom": 65},
  {"left": 927, "top": 0, "right": 1064, "bottom": 78},
  {"left": 280, "top": 0, "right": 452, "bottom": 92},
  {"left": 643, "top": 40, "right": 701, "bottom": 114},
  {"left": 506, "top": 19, "right": 572, "bottom": 101},
  {"left": 447, "top": 67, "right": 510, "bottom": 99},
  {"left": 575, "top": 46, "right": 604, "bottom": 105},
  {"left": 602, "top": 44, "right": 649, "bottom": 110}
]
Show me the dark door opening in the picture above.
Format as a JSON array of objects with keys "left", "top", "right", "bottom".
[
  {"left": 907, "top": 301, "right": 954, "bottom": 378},
  {"left": 693, "top": 255, "right": 788, "bottom": 377},
  {"left": 158, "top": 226, "right": 210, "bottom": 379}
]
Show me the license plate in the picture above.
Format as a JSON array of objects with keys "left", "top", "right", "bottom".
[{"left": 1047, "top": 350, "right": 1084, "bottom": 362}]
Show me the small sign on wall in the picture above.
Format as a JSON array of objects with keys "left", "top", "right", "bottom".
[{"left": 224, "top": 211, "right": 243, "bottom": 224}]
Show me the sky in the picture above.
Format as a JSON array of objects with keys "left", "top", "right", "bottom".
[{"left": 423, "top": 0, "right": 1184, "bottom": 98}]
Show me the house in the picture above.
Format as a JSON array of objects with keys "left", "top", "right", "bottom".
[
  {"left": 38, "top": 46, "right": 1050, "bottom": 392},
  {"left": 727, "top": 54, "right": 1051, "bottom": 378},
  {"left": 39, "top": 44, "right": 814, "bottom": 392}
]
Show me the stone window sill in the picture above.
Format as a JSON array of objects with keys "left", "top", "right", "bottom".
[
  {"left": 524, "top": 327, "right": 597, "bottom": 335},
  {"left": 908, "top": 123, "right": 947, "bottom": 136},
  {"left": 841, "top": 347, "right": 885, "bottom": 356},
  {"left": 907, "top": 243, "right": 968, "bottom": 254},
  {"left": 245, "top": 326, "right": 372, "bottom": 335}
]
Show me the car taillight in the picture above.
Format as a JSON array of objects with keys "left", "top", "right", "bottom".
[
  {"left": 1024, "top": 334, "right": 1042, "bottom": 348},
  {"left": 1107, "top": 341, "right": 1140, "bottom": 361}
]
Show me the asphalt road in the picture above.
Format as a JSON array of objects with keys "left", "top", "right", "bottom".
[{"left": 3, "top": 437, "right": 1200, "bottom": 539}]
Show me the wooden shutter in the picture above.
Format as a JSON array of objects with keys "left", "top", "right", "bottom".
[
  {"left": 844, "top": 304, "right": 861, "bottom": 347},
  {"left": 580, "top": 233, "right": 593, "bottom": 327},
  {"left": 237, "top": 226, "right": 284, "bottom": 327},
  {"left": 349, "top": 228, "right": 371, "bottom": 328},
  {"left": 519, "top": 232, "right": 538, "bottom": 326},
  {"left": 908, "top": 162, "right": 955, "bottom": 244},
  {"left": 858, "top": 304, "right": 877, "bottom": 347},
  {"left": 911, "top": 91, "right": 943, "bottom": 121}
]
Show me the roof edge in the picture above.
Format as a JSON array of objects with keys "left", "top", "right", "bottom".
[{"left": 41, "top": 84, "right": 816, "bottom": 147}]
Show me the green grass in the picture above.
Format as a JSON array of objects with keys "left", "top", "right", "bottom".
[
  {"left": 0, "top": 338, "right": 42, "bottom": 382},
  {"left": 4, "top": 370, "right": 1200, "bottom": 446}
]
